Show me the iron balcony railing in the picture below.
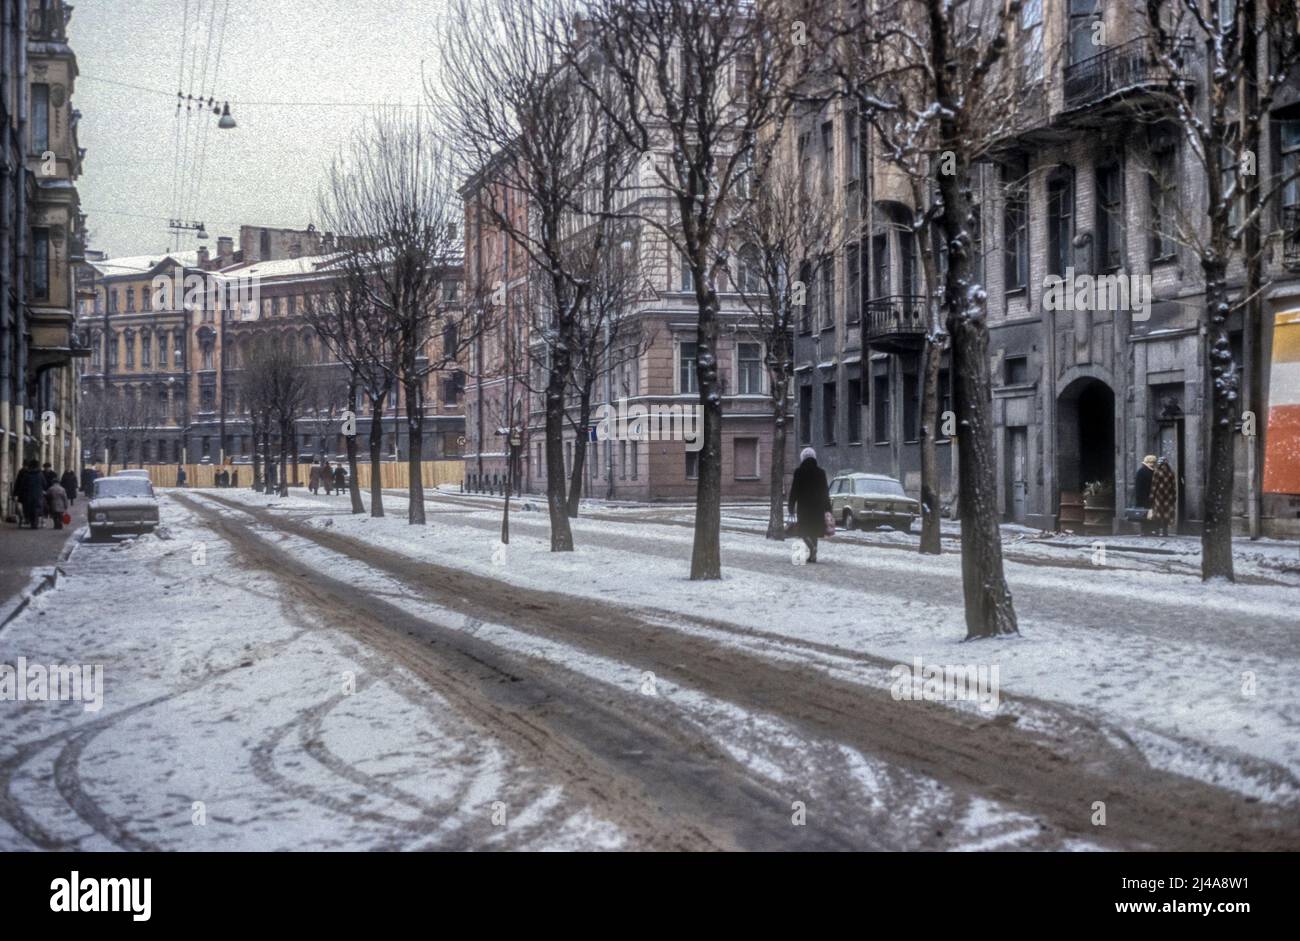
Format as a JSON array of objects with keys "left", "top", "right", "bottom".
[
  {"left": 863, "top": 295, "right": 927, "bottom": 341},
  {"left": 1063, "top": 37, "right": 1191, "bottom": 111}
]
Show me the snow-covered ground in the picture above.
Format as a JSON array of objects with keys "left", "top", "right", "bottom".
[
  {"left": 2, "top": 485, "right": 1295, "bottom": 851},
  {"left": 226, "top": 487, "right": 1300, "bottom": 805}
]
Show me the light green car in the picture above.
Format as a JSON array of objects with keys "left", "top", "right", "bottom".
[{"left": 828, "top": 472, "right": 919, "bottom": 532}]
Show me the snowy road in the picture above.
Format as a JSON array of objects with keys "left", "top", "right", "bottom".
[{"left": 1, "top": 487, "right": 1297, "bottom": 850}]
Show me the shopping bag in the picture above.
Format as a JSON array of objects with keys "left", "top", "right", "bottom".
[{"left": 823, "top": 511, "right": 836, "bottom": 537}]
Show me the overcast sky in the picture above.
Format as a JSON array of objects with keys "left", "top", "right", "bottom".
[{"left": 71, "top": 0, "right": 449, "bottom": 259}]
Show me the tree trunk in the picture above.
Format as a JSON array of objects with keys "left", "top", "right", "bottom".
[
  {"left": 690, "top": 289, "right": 722, "bottom": 580},
  {"left": 918, "top": 335, "right": 943, "bottom": 555},
  {"left": 927, "top": 3, "right": 1017, "bottom": 639},
  {"left": 502, "top": 443, "right": 513, "bottom": 544},
  {"left": 1202, "top": 267, "right": 1236, "bottom": 581},
  {"left": 404, "top": 379, "right": 425, "bottom": 525},
  {"left": 345, "top": 380, "right": 364, "bottom": 514},
  {"left": 368, "top": 395, "right": 385, "bottom": 518},
  {"left": 565, "top": 388, "right": 594, "bottom": 518},
  {"left": 278, "top": 418, "right": 290, "bottom": 498},
  {"left": 545, "top": 356, "right": 574, "bottom": 552},
  {"left": 251, "top": 417, "right": 262, "bottom": 492},
  {"left": 766, "top": 371, "right": 789, "bottom": 540}
]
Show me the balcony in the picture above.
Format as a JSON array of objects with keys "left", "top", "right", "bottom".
[
  {"left": 1283, "top": 206, "right": 1300, "bottom": 270},
  {"left": 864, "top": 295, "right": 927, "bottom": 354},
  {"left": 1062, "top": 38, "right": 1191, "bottom": 115}
]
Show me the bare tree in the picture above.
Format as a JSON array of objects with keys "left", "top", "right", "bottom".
[
  {"left": 733, "top": 153, "right": 840, "bottom": 540},
  {"left": 302, "top": 261, "right": 398, "bottom": 516},
  {"left": 440, "top": 0, "right": 632, "bottom": 550},
  {"left": 242, "top": 335, "right": 312, "bottom": 498},
  {"left": 318, "top": 111, "right": 480, "bottom": 524},
  {"left": 572, "top": 0, "right": 802, "bottom": 578},
  {"left": 1145, "top": 0, "right": 1300, "bottom": 580},
  {"left": 563, "top": 223, "right": 648, "bottom": 516}
]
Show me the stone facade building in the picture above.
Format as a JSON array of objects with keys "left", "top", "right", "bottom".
[
  {"left": 1, "top": 0, "right": 87, "bottom": 515},
  {"left": 792, "top": 0, "right": 1300, "bottom": 537},
  {"left": 80, "top": 225, "right": 465, "bottom": 472}
]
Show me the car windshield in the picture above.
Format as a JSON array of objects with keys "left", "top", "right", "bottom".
[
  {"left": 855, "top": 477, "right": 907, "bottom": 497},
  {"left": 94, "top": 478, "right": 154, "bottom": 499}
]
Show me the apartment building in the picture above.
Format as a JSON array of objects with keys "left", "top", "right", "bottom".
[
  {"left": 80, "top": 225, "right": 466, "bottom": 470},
  {"left": 1, "top": 0, "right": 87, "bottom": 514},
  {"left": 793, "top": 0, "right": 1300, "bottom": 536}
]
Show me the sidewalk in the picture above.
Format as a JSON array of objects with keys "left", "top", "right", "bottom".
[{"left": 0, "top": 497, "right": 85, "bottom": 628}]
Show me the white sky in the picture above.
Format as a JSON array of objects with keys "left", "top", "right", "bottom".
[{"left": 71, "top": 0, "right": 450, "bottom": 258}]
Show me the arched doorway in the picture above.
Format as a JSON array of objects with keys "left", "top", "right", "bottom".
[{"left": 1057, "top": 377, "right": 1115, "bottom": 530}]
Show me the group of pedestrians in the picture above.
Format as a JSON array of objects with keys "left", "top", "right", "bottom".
[
  {"left": 10, "top": 461, "right": 81, "bottom": 530},
  {"left": 308, "top": 460, "right": 347, "bottom": 496}
]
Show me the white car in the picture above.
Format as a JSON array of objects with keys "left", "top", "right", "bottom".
[
  {"left": 828, "top": 472, "right": 920, "bottom": 532},
  {"left": 88, "top": 476, "right": 160, "bottom": 541},
  {"left": 113, "top": 469, "right": 152, "bottom": 479}
]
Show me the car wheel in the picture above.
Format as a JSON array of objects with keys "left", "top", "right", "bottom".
[{"left": 894, "top": 517, "right": 912, "bottom": 533}]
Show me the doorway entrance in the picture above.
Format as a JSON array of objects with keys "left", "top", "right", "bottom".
[
  {"left": 1057, "top": 377, "right": 1116, "bottom": 529},
  {"left": 1007, "top": 426, "right": 1029, "bottom": 522}
]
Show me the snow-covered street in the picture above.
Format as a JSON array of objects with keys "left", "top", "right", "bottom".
[{"left": 1, "top": 487, "right": 1297, "bottom": 851}]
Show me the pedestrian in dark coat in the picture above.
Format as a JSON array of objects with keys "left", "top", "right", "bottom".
[
  {"left": 322, "top": 461, "right": 333, "bottom": 495},
  {"left": 41, "top": 463, "right": 56, "bottom": 489},
  {"left": 309, "top": 464, "right": 321, "bottom": 494},
  {"left": 333, "top": 465, "right": 346, "bottom": 492},
  {"left": 1135, "top": 454, "right": 1156, "bottom": 509},
  {"left": 59, "top": 470, "right": 78, "bottom": 503},
  {"left": 80, "top": 466, "right": 96, "bottom": 496},
  {"left": 788, "top": 447, "right": 832, "bottom": 563},
  {"left": 18, "top": 460, "right": 46, "bottom": 529},
  {"left": 1151, "top": 457, "right": 1177, "bottom": 537},
  {"left": 45, "top": 480, "right": 69, "bottom": 529}
]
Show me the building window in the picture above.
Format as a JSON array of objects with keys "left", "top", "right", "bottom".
[
  {"left": 124, "top": 334, "right": 135, "bottom": 368},
  {"left": 91, "top": 334, "right": 101, "bottom": 369},
  {"left": 799, "top": 384, "right": 812, "bottom": 444},
  {"left": 619, "top": 440, "right": 627, "bottom": 479},
  {"left": 31, "top": 83, "right": 49, "bottom": 152},
  {"left": 1149, "top": 130, "right": 1179, "bottom": 261},
  {"left": 847, "top": 378, "right": 862, "bottom": 443},
  {"left": 871, "top": 234, "right": 890, "bottom": 298},
  {"left": 938, "top": 368, "right": 952, "bottom": 437},
  {"left": 108, "top": 288, "right": 118, "bottom": 313},
  {"left": 1096, "top": 161, "right": 1124, "bottom": 271},
  {"left": 873, "top": 373, "right": 891, "bottom": 443},
  {"left": 847, "top": 111, "right": 861, "bottom": 182},
  {"left": 108, "top": 333, "right": 119, "bottom": 368},
  {"left": 141, "top": 288, "right": 151, "bottom": 311},
  {"left": 1046, "top": 172, "right": 1074, "bottom": 277},
  {"left": 1005, "top": 355, "right": 1029, "bottom": 385},
  {"left": 798, "top": 261, "right": 813, "bottom": 333},
  {"left": 737, "top": 244, "right": 761, "bottom": 294},
  {"left": 822, "top": 381, "right": 837, "bottom": 444},
  {"left": 126, "top": 287, "right": 136, "bottom": 312},
  {"left": 679, "top": 340, "right": 698, "bottom": 394},
  {"left": 286, "top": 295, "right": 296, "bottom": 317},
  {"left": 1020, "top": 0, "right": 1044, "bottom": 83},
  {"left": 159, "top": 333, "right": 168, "bottom": 367},
  {"left": 1002, "top": 167, "right": 1028, "bottom": 290},
  {"left": 734, "top": 437, "right": 759, "bottom": 479},
  {"left": 679, "top": 251, "right": 694, "bottom": 292},
  {"left": 821, "top": 120, "right": 834, "bottom": 196},
  {"left": 846, "top": 242, "right": 861, "bottom": 324},
  {"left": 271, "top": 296, "right": 281, "bottom": 318},
  {"left": 32, "top": 228, "right": 49, "bottom": 299},
  {"left": 1067, "top": 0, "right": 1102, "bottom": 66},
  {"left": 630, "top": 441, "right": 639, "bottom": 479},
  {"left": 903, "top": 365, "right": 919, "bottom": 442},
  {"left": 141, "top": 333, "right": 151, "bottom": 367},
  {"left": 821, "top": 259, "right": 835, "bottom": 330},
  {"left": 737, "top": 342, "right": 763, "bottom": 394}
]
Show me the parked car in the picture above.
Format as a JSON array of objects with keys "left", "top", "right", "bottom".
[
  {"left": 88, "top": 476, "right": 160, "bottom": 541},
  {"left": 114, "top": 469, "right": 152, "bottom": 478},
  {"left": 828, "top": 472, "right": 920, "bottom": 532}
]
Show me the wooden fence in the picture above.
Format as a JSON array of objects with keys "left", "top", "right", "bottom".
[{"left": 91, "top": 460, "right": 465, "bottom": 491}]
